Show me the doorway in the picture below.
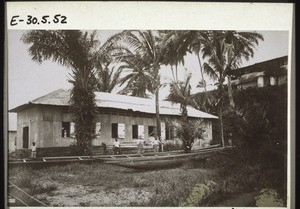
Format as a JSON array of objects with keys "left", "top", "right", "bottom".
[{"left": 22, "top": 126, "right": 29, "bottom": 148}]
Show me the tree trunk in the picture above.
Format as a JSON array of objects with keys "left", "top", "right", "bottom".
[
  {"left": 170, "top": 65, "right": 176, "bottom": 81},
  {"left": 227, "top": 75, "right": 235, "bottom": 108},
  {"left": 218, "top": 79, "right": 225, "bottom": 147},
  {"left": 71, "top": 71, "right": 96, "bottom": 155},
  {"left": 219, "top": 102, "right": 225, "bottom": 147},
  {"left": 175, "top": 64, "right": 178, "bottom": 82},
  {"left": 155, "top": 88, "right": 162, "bottom": 151},
  {"left": 197, "top": 53, "right": 209, "bottom": 112}
]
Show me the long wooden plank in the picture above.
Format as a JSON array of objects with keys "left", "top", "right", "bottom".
[
  {"left": 106, "top": 146, "right": 226, "bottom": 163},
  {"left": 8, "top": 145, "right": 227, "bottom": 165},
  {"left": 8, "top": 182, "right": 49, "bottom": 207}
]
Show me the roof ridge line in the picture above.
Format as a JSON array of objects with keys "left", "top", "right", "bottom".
[{"left": 31, "top": 89, "right": 66, "bottom": 103}]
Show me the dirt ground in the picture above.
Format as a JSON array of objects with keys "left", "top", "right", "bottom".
[
  {"left": 36, "top": 184, "right": 153, "bottom": 206},
  {"left": 9, "top": 162, "right": 268, "bottom": 207}
]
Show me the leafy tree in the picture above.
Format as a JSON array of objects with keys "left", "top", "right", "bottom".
[{"left": 22, "top": 30, "right": 99, "bottom": 155}]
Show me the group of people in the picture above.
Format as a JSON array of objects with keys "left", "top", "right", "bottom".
[{"left": 113, "top": 136, "right": 161, "bottom": 155}]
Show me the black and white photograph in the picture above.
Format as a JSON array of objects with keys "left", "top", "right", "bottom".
[{"left": 5, "top": 2, "right": 294, "bottom": 208}]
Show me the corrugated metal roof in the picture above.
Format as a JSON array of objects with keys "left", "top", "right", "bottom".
[{"left": 10, "top": 89, "right": 218, "bottom": 119}]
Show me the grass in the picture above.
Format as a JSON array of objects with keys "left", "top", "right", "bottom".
[
  {"left": 8, "top": 153, "right": 287, "bottom": 207},
  {"left": 9, "top": 162, "right": 215, "bottom": 206},
  {"left": 9, "top": 167, "right": 58, "bottom": 196}
]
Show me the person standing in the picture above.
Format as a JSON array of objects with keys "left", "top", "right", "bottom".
[
  {"left": 137, "top": 135, "right": 144, "bottom": 154},
  {"left": 31, "top": 142, "right": 37, "bottom": 158},
  {"left": 152, "top": 138, "right": 160, "bottom": 153},
  {"left": 113, "top": 138, "right": 121, "bottom": 155}
]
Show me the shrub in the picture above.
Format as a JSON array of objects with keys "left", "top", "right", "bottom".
[
  {"left": 182, "top": 180, "right": 218, "bottom": 206},
  {"left": 31, "top": 182, "right": 58, "bottom": 194},
  {"left": 255, "top": 188, "right": 285, "bottom": 207},
  {"left": 133, "top": 178, "right": 150, "bottom": 188},
  {"left": 163, "top": 143, "right": 182, "bottom": 151},
  {"left": 171, "top": 119, "right": 205, "bottom": 152},
  {"left": 69, "top": 142, "right": 83, "bottom": 156},
  {"left": 15, "top": 149, "right": 31, "bottom": 158}
]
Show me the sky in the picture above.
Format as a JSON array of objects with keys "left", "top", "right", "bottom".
[{"left": 7, "top": 30, "right": 289, "bottom": 130}]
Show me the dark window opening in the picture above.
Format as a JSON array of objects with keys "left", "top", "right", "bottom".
[
  {"left": 62, "top": 122, "right": 70, "bottom": 137},
  {"left": 165, "top": 124, "right": 170, "bottom": 140},
  {"left": 111, "top": 123, "right": 118, "bottom": 138},
  {"left": 23, "top": 126, "right": 29, "bottom": 149},
  {"left": 132, "top": 125, "right": 138, "bottom": 139},
  {"left": 148, "top": 126, "right": 155, "bottom": 137},
  {"left": 165, "top": 124, "right": 174, "bottom": 140}
]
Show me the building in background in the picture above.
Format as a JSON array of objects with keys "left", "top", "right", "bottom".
[
  {"left": 231, "top": 55, "right": 288, "bottom": 90},
  {"left": 8, "top": 130, "right": 17, "bottom": 153},
  {"left": 10, "top": 89, "right": 217, "bottom": 149}
]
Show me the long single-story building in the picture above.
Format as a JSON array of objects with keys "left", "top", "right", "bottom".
[{"left": 10, "top": 89, "right": 218, "bottom": 149}]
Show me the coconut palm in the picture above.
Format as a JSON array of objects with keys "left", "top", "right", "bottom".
[
  {"left": 161, "top": 30, "right": 214, "bottom": 111},
  {"left": 167, "top": 73, "right": 201, "bottom": 152},
  {"left": 158, "top": 30, "right": 186, "bottom": 82},
  {"left": 110, "top": 49, "right": 155, "bottom": 98},
  {"left": 219, "top": 31, "right": 264, "bottom": 108},
  {"left": 202, "top": 30, "right": 263, "bottom": 146},
  {"left": 104, "top": 30, "right": 164, "bottom": 141},
  {"left": 96, "top": 64, "right": 122, "bottom": 93},
  {"left": 21, "top": 30, "right": 99, "bottom": 155},
  {"left": 167, "top": 73, "right": 193, "bottom": 120},
  {"left": 118, "top": 67, "right": 155, "bottom": 98}
]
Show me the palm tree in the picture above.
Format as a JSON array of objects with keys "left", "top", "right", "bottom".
[
  {"left": 92, "top": 38, "right": 124, "bottom": 93},
  {"left": 96, "top": 64, "right": 122, "bottom": 93},
  {"left": 21, "top": 30, "right": 99, "bottom": 155},
  {"left": 112, "top": 49, "right": 155, "bottom": 98},
  {"left": 167, "top": 73, "right": 193, "bottom": 120},
  {"left": 104, "top": 30, "right": 164, "bottom": 142},
  {"left": 220, "top": 31, "right": 264, "bottom": 108},
  {"left": 162, "top": 30, "right": 214, "bottom": 111},
  {"left": 167, "top": 73, "right": 200, "bottom": 152},
  {"left": 118, "top": 67, "right": 154, "bottom": 98},
  {"left": 202, "top": 30, "right": 263, "bottom": 146},
  {"left": 158, "top": 30, "right": 186, "bottom": 82}
]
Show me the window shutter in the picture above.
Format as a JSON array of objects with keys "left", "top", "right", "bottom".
[
  {"left": 70, "top": 122, "right": 75, "bottom": 138},
  {"left": 95, "top": 122, "right": 101, "bottom": 138},
  {"left": 118, "top": 123, "right": 125, "bottom": 139},
  {"left": 138, "top": 125, "right": 144, "bottom": 138}
]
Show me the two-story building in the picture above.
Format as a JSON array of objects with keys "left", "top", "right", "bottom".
[{"left": 231, "top": 55, "right": 288, "bottom": 90}]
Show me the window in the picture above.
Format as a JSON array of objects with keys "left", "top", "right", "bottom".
[
  {"left": 165, "top": 123, "right": 170, "bottom": 140},
  {"left": 148, "top": 126, "right": 155, "bottom": 137},
  {"left": 111, "top": 123, "right": 118, "bottom": 138},
  {"left": 111, "top": 123, "right": 125, "bottom": 139},
  {"left": 132, "top": 125, "right": 144, "bottom": 139},
  {"left": 62, "top": 122, "right": 71, "bottom": 137},
  {"left": 165, "top": 123, "right": 174, "bottom": 140}
]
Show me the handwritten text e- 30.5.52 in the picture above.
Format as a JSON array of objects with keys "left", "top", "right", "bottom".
[{"left": 10, "top": 15, "right": 67, "bottom": 26}]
